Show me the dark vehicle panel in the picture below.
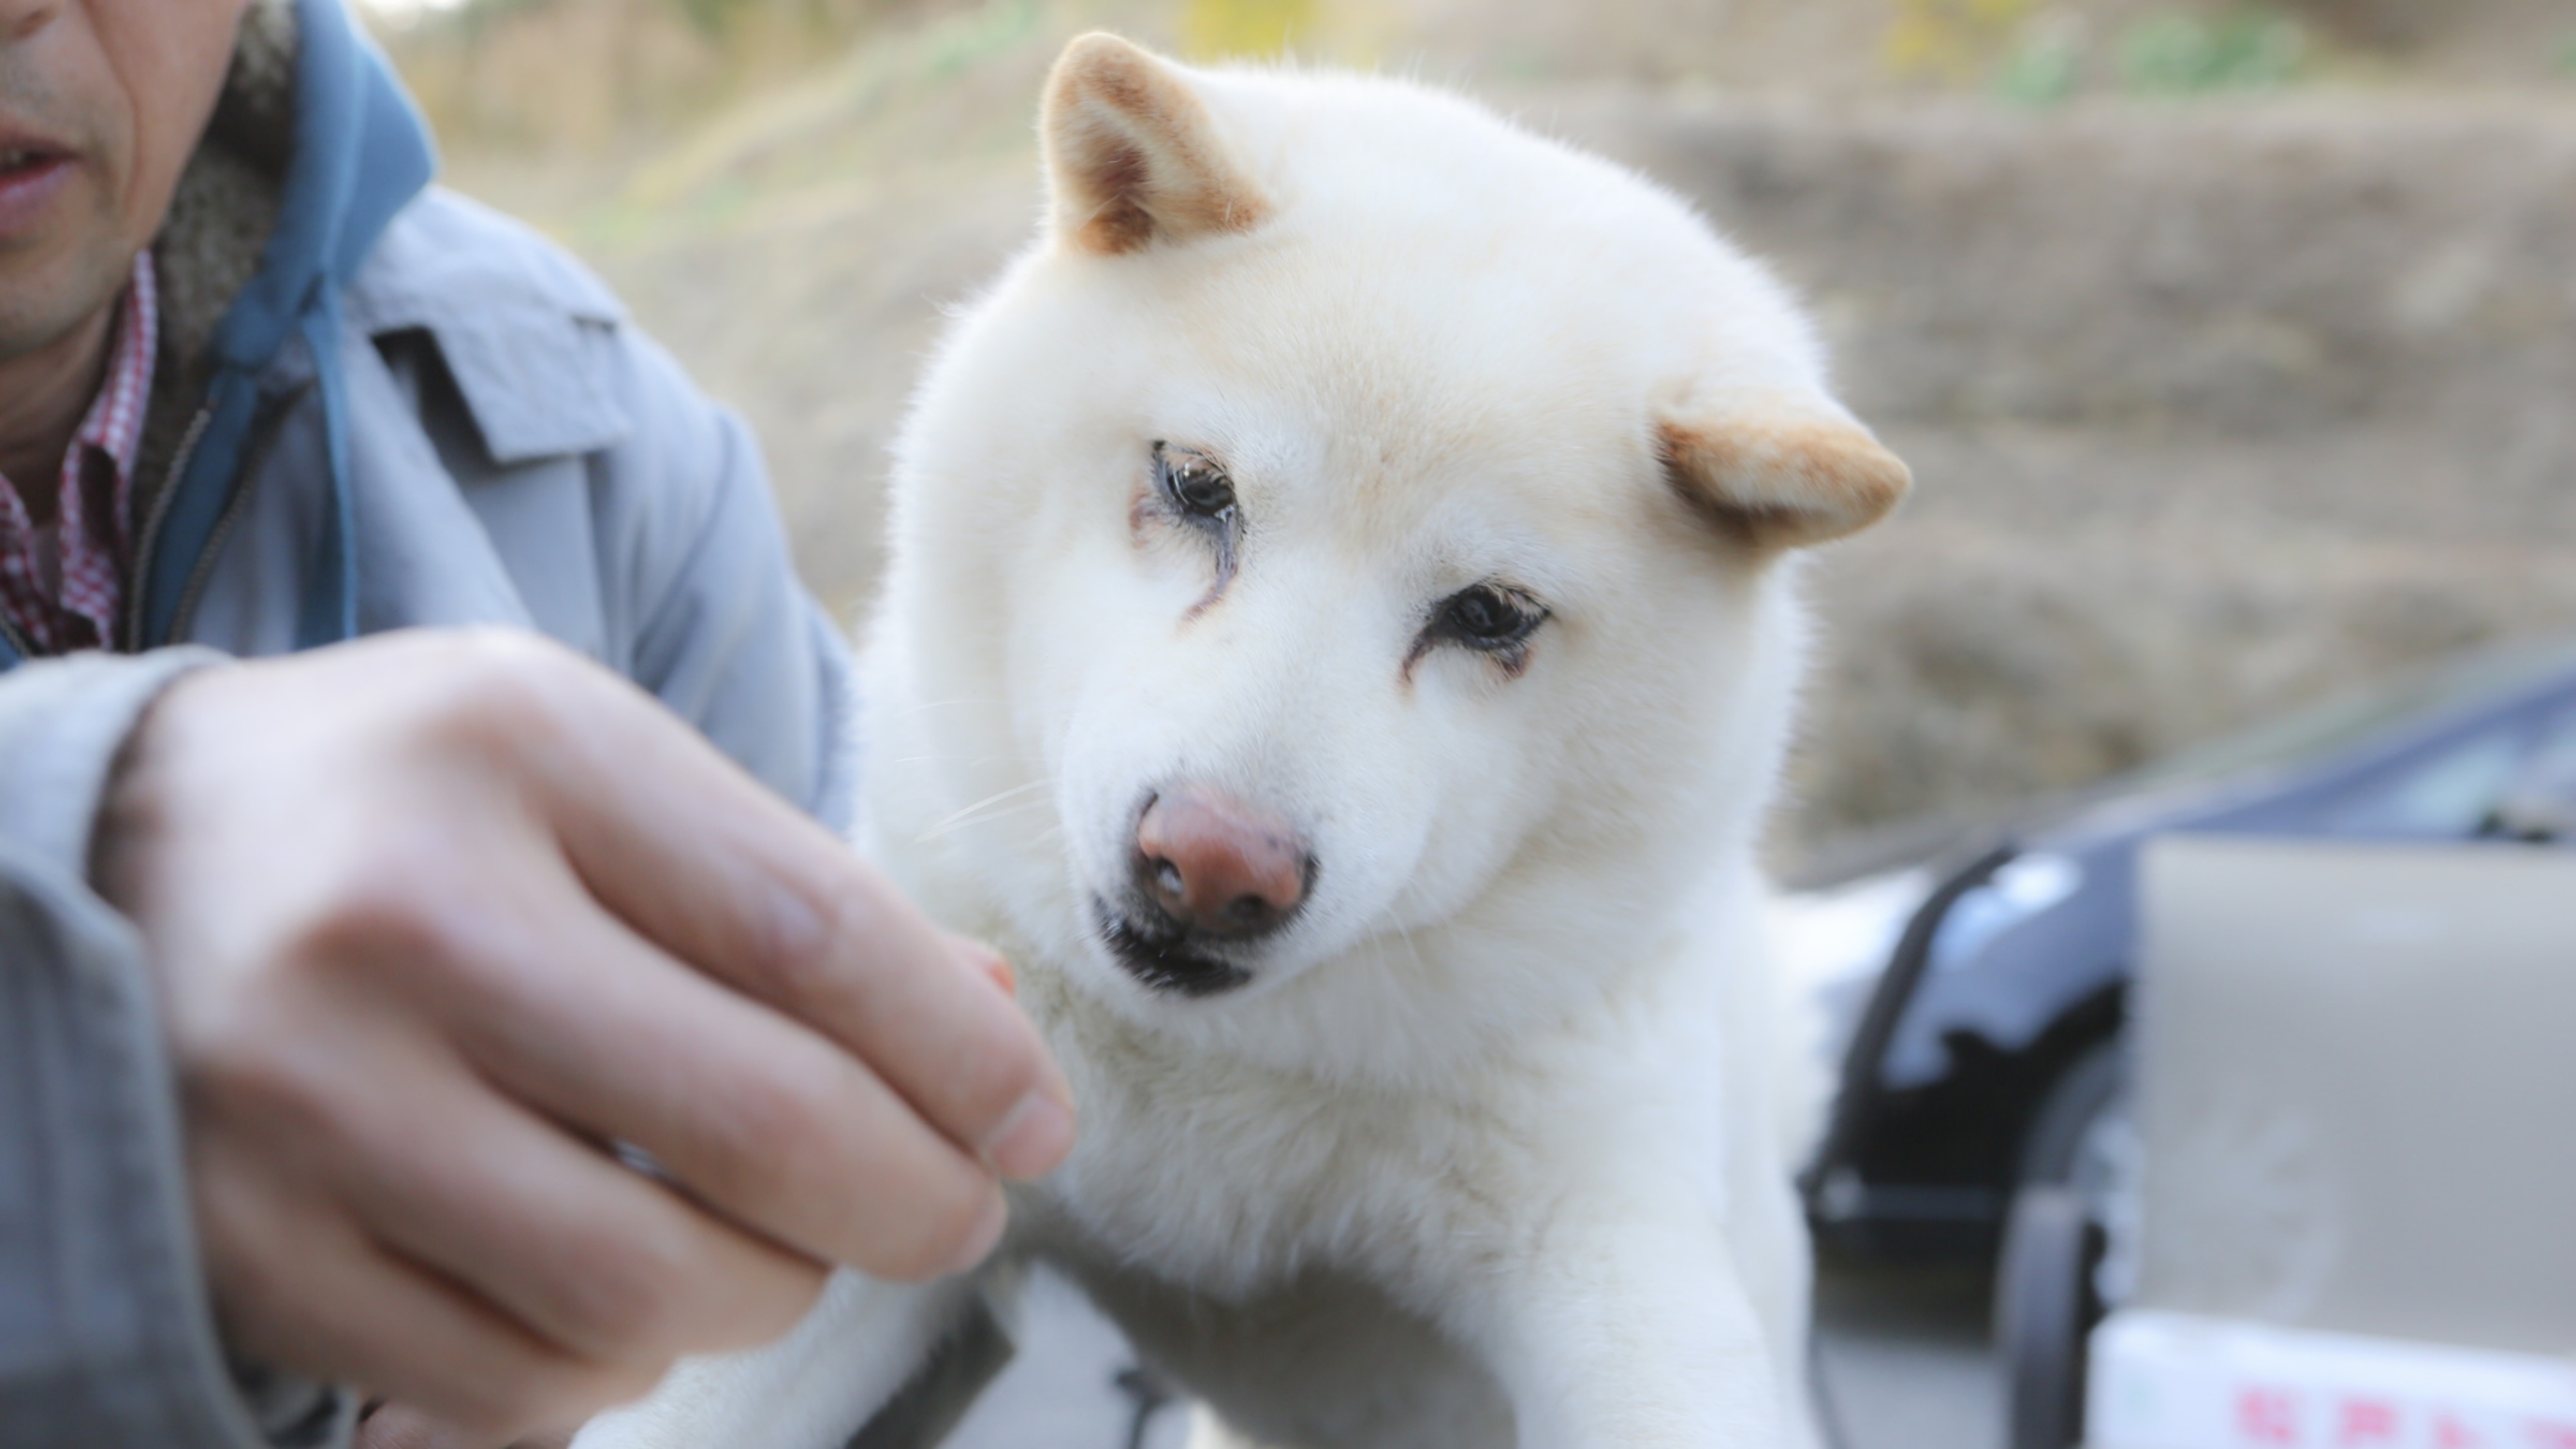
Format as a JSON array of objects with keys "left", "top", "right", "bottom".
[{"left": 1807, "top": 642, "right": 2576, "bottom": 1261}]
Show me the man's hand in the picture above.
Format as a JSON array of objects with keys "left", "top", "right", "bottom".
[{"left": 92, "top": 630, "right": 1074, "bottom": 1440}]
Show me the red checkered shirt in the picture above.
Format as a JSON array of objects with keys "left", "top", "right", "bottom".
[{"left": 0, "top": 250, "right": 158, "bottom": 655}]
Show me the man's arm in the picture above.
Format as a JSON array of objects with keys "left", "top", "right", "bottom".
[{"left": 0, "top": 649, "right": 320, "bottom": 1449}]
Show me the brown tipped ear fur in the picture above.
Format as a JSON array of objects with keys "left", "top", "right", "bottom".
[
  {"left": 1044, "top": 33, "right": 1272, "bottom": 255},
  {"left": 1658, "top": 406, "right": 1911, "bottom": 551}
]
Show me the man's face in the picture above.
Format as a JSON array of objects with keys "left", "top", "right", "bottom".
[{"left": 0, "top": 0, "right": 252, "bottom": 360}]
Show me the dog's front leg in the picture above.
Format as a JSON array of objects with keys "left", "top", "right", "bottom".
[
  {"left": 569, "top": 1268, "right": 977, "bottom": 1449},
  {"left": 1452, "top": 1202, "right": 1803, "bottom": 1449}
]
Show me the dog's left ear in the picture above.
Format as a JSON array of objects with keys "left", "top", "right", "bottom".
[
  {"left": 1657, "top": 398, "right": 1911, "bottom": 551},
  {"left": 1043, "top": 33, "right": 1273, "bottom": 256}
]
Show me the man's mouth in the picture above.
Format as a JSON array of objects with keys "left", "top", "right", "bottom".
[
  {"left": 0, "top": 136, "right": 74, "bottom": 186},
  {"left": 1092, "top": 897, "right": 1253, "bottom": 998},
  {"left": 0, "top": 142, "right": 75, "bottom": 236}
]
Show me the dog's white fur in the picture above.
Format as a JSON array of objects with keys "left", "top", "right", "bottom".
[{"left": 576, "top": 34, "right": 1905, "bottom": 1449}]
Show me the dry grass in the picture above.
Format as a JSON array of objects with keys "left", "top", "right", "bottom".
[{"left": 375, "top": 0, "right": 2576, "bottom": 149}]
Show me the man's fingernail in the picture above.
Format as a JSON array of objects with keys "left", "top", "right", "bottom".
[
  {"left": 946, "top": 1191, "right": 1009, "bottom": 1276},
  {"left": 943, "top": 934, "right": 1016, "bottom": 994},
  {"left": 980, "top": 1089, "right": 1076, "bottom": 1179}
]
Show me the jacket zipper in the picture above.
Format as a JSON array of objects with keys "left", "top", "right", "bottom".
[
  {"left": 161, "top": 383, "right": 310, "bottom": 647},
  {"left": 119, "top": 402, "right": 217, "bottom": 652}
]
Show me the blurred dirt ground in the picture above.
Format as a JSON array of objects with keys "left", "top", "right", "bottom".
[{"left": 371, "top": 0, "right": 2576, "bottom": 864}]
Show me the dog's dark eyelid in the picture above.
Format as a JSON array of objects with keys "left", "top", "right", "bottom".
[
  {"left": 1432, "top": 584, "right": 1546, "bottom": 651},
  {"left": 1152, "top": 442, "right": 1237, "bottom": 520}
]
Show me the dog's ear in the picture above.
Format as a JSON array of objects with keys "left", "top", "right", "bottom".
[
  {"left": 1657, "top": 398, "right": 1910, "bottom": 551},
  {"left": 1043, "top": 33, "right": 1272, "bottom": 256}
]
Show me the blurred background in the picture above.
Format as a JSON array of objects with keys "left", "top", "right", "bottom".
[
  {"left": 356, "top": 0, "right": 2576, "bottom": 875},
  {"left": 352, "top": 5, "right": 2576, "bottom": 1445}
]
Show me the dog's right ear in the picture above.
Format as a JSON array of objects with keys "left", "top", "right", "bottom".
[{"left": 1043, "top": 33, "right": 1272, "bottom": 256}]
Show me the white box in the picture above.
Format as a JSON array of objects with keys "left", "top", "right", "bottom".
[{"left": 2087, "top": 1310, "right": 2576, "bottom": 1449}]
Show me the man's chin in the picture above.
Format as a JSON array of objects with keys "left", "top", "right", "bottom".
[{"left": 0, "top": 227, "right": 142, "bottom": 366}]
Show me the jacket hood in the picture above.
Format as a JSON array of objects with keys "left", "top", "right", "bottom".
[
  {"left": 131, "top": 0, "right": 438, "bottom": 655},
  {"left": 208, "top": 0, "right": 438, "bottom": 377}
]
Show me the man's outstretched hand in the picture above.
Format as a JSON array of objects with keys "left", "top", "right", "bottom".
[{"left": 92, "top": 630, "right": 1074, "bottom": 1442}]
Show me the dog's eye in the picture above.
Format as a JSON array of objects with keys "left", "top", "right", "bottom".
[
  {"left": 1153, "top": 443, "right": 1236, "bottom": 520},
  {"left": 1434, "top": 584, "right": 1546, "bottom": 650}
]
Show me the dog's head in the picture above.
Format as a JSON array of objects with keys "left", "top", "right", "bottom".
[{"left": 871, "top": 36, "right": 1906, "bottom": 1047}]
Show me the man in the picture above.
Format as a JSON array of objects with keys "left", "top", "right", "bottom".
[{"left": 0, "top": 3, "right": 1073, "bottom": 1448}]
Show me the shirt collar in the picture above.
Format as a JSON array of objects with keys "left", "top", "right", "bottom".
[{"left": 74, "top": 247, "right": 159, "bottom": 502}]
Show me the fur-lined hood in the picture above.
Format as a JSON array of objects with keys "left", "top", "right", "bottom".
[
  {"left": 89, "top": 0, "right": 435, "bottom": 666},
  {"left": 144, "top": 0, "right": 300, "bottom": 478}
]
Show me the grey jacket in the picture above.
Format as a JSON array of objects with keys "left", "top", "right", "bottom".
[{"left": 0, "top": 4, "right": 853, "bottom": 1445}]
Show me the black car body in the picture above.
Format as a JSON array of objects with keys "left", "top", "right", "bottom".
[{"left": 1802, "top": 639, "right": 2576, "bottom": 1261}]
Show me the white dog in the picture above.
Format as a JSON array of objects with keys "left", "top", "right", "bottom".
[{"left": 577, "top": 32, "right": 1907, "bottom": 1449}]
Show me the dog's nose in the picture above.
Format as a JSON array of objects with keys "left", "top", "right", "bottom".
[{"left": 1134, "top": 785, "right": 1311, "bottom": 939}]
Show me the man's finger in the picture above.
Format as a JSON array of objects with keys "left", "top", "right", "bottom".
[
  {"left": 296, "top": 1021, "right": 830, "bottom": 1363},
  {"left": 429, "top": 871, "right": 1012, "bottom": 1281},
  {"left": 195, "top": 1148, "right": 656, "bottom": 1439},
  {"left": 945, "top": 933, "right": 1017, "bottom": 996},
  {"left": 507, "top": 660, "right": 1072, "bottom": 1180}
]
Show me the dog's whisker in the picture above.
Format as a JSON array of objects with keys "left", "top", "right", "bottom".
[
  {"left": 887, "top": 695, "right": 1008, "bottom": 715},
  {"left": 914, "top": 794, "right": 1057, "bottom": 844},
  {"left": 915, "top": 780, "right": 1054, "bottom": 841},
  {"left": 1370, "top": 892, "right": 1433, "bottom": 982},
  {"left": 883, "top": 751, "right": 1047, "bottom": 771}
]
